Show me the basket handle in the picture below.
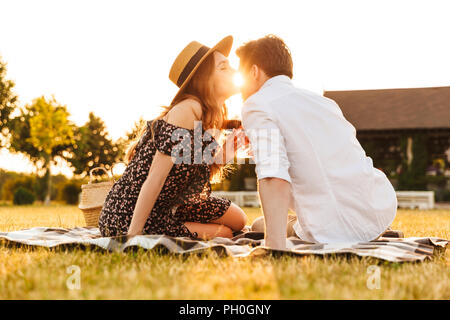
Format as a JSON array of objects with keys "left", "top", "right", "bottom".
[
  {"left": 88, "top": 167, "right": 112, "bottom": 184},
  {"left": 88, "top": 161, "right": 128, "bottom": 184}
]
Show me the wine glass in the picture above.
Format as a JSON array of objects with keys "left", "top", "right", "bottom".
[{"left": 221, "top": 127, "right": 253, "bottom": 160}]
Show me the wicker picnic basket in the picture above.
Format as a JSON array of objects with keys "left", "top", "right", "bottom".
[{"left": 78, "top": 164, "right": 122, "bottom": 227}]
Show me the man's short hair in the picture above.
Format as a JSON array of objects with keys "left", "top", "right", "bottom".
[{"left": 236, "top": 34, "right": 293, "bottom": 79}]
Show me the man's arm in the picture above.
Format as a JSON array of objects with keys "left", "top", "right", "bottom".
[
  {"left": 241, "top": 101, "right": 292, "bottom": 250},
  {"left": 258, "top": 177, "right": 291, "bottom": 249}
]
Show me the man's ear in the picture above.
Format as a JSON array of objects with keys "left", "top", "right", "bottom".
[{"left": 250, "top": 64, "right": 259, "bottom": 80}]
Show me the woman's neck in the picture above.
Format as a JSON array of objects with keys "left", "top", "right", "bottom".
[{"left": 216, "top": 96, "right": 226, "bottom": 110}]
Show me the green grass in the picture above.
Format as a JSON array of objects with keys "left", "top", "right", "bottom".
[{"left": 0, "top": 204, "right": 449, "bottom": 299}]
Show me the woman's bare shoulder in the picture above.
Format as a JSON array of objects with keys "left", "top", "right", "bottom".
[
  {"left": 165, "top": 99, "right": 203, "bottom": 130},
  {"left": 178, "top": 98, "right": 203, "bottom": 119}
]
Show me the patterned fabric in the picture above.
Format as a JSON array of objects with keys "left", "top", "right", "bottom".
[
  {"left": 0, "top": 226, "right": 448, "bottom": 263},
  {"left": 98, "top": 119, "right": 231, "bottom": 239}
]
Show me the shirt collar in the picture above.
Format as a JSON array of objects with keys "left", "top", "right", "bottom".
[
  {"left": 243, "top": 75, "right": 293, "bottom": 103},
  {"left": 260, "top": 74, "right": 292, "bottom": 90}
]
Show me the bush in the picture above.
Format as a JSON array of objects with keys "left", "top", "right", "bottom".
[
  {"left": 13, "top": 187, "right": 36, "bottom": 205},
  {"left": 441, "top": 190, "right": 450, "bottom": 202},
  {"left": 61, "top": 181, "right": 81, "bottom": 205},
  {"left": 397, "top": 133, "right": 429, "bottom": 190},
  {"left": 2, "top": 176, "right": 37, "bottom": 201},
  {"left": 0, "top": 169, "right": 21, "bottom": 200}
]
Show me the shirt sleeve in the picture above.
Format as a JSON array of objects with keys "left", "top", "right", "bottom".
[{"left": 241, "top": 100, "right": 292, "bottom": 183}]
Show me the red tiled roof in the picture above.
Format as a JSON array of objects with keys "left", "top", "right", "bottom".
[{"left": 324, "top": 86, "right": 450, "bottom": 130}]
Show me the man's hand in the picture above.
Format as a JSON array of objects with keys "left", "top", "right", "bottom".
[{"left": 258, "top": 177, "right": 291, "bottom": 250}]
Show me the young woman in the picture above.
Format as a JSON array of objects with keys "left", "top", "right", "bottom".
[{"left": 98, "top": 36, "right": 248, "bottom": 240}]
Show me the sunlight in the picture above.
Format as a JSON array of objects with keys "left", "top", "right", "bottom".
[
  {"left": 112, "top": 162, "right": 126, "bottom": 176},
  {"left": 225, "top": 94, "right": 244, "bottom": 120},
  {"left": 233, "top": 72, "right": 244, "bottom": 87}
]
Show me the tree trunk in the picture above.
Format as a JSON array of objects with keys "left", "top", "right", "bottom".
[
  {"left": 44, "top": 154, "right": 52, "bottom": 206},
  {"left": 406, "top": 136, "right": 413, "bottom": 167}
]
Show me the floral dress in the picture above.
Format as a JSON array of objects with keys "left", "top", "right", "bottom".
[{"left": 98, "top": 118, "right": 232, "bottom": 239}]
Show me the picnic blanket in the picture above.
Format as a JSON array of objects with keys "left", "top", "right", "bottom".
[{"left": 0, "top": 226, "right": 448, "bottom": 263}]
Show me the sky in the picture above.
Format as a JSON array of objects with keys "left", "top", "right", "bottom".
[{"left": 1, "top": 0, "right": 449, "bottom": 178}]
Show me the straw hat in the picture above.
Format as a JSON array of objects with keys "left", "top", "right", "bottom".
[{"left": 169, "top": 35, "right": 233, "bottom": 104}]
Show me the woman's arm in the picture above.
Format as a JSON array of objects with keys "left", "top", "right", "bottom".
[
  {"left": 127, "top": 150, "right": 174, "bottom": 236},
  {"left": 127, "top": 99, "right": 200, "bottom": 236}
]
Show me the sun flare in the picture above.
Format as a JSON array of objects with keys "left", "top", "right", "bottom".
[
  {"left": 233, "top": 72, "right": 244, "bottom": 87},
  {"left": 225, "top": 94, "right": 244, "bottom": 120}
]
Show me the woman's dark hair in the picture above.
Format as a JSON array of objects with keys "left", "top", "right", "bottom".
[{"left": 124, "top": 52, "right": 234, "bottom": 183}]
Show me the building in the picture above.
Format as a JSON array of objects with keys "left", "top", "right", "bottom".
[{"left": 324, "top": 86, "right": 450, "bottom": 195}]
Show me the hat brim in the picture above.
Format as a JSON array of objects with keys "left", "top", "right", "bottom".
[{"left": 170, "top": 35, "right": 233, "bottom": 106}]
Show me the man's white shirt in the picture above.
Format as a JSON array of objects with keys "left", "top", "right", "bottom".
[{"left": 241, "top": 75, "right": 397, "bottom": 243}]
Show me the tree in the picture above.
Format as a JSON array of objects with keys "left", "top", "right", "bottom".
[
  {"left": 18, "top": 96, "right": 75, "bottom": 205},
  {"left": 0, "top": 56, "right": 18, "bottom": 148},
  {"left": 66, "top": 112, "right": 123, "bottom": 178},
  {"left": 8, "top": 100, "right": 75, "bottom": 171},
  {"left": 113, "top": 116, "right": 147, "bottom": 161},
  {"left": 124, "top": 116, "right": 147, "bottom": 142},
  {"left": 27, "top": 96, "right": 75, "bottom": 204}
]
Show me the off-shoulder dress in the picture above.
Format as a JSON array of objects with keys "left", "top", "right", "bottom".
[{"left": 98, "top": 118, "right": 232, "bottom": 239}]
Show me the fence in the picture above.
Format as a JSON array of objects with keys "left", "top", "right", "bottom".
[
  {"left": 212, "top": 190, "right": 436, "bottom": 210},
  {"left": 211, "top": 191, "right": 260, "bottom": 207}
]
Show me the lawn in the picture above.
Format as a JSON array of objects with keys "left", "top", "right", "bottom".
[{"left": 0, "top": 204, "right": 449, "bottom": 299}]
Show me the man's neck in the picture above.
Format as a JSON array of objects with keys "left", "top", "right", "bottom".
[{"left": 258, "top": 74, "right": 271, "bottom": 91}]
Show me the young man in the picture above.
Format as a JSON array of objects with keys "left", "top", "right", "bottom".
[{"left": 237, "top": 35, "right": 397, "bottom": 250}]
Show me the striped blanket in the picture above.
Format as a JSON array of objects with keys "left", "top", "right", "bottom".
[{"left": 0, "top": 226, "right": 448, "bottom": 262}]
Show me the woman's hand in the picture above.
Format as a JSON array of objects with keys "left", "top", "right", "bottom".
[
  {"left": 214, "top": 128, "right": 247, "bottom": 164},
  {"left": 126, "top": 229, "right": 142, "bottom": 236}
]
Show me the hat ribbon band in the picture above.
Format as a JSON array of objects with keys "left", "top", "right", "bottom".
[{"left": 177, "top": 45, "right": 210, "bottom": 87}]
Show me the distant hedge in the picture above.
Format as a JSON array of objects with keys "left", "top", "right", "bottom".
[
  {"left": 13, "top": 187, "right": 36, "bottom": 205},
  {"left": 61, "top": 181, "right": 81, "bottom": 205}
]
